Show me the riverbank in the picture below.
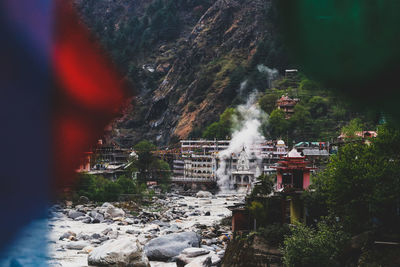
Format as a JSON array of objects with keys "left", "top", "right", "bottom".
[{"left": 47, "top": 192, "right": 244, "bottom": 266}]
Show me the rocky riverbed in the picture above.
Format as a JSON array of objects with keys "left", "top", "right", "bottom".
[{"left": 46, "top": 191, "right": 244, "bottom": 266}]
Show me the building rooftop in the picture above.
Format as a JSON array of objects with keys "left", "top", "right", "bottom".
[
  {"left": 302, "top": 149, "right": 329, "bottom": 156},
  {"left": 287, "top": 148, "right": 303, "bottom": 158}
]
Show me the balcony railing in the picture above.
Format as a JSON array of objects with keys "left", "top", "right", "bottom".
[{"left": 276, "top": 183, "right": 303, "bottom": 191}]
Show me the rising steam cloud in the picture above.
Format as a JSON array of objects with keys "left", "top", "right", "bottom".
[
  {"left": 216, "top": 92, "right": 268, "bottom": 192},
  {"left": 257, "top": 64, "right": 279, "bottom": 88}
]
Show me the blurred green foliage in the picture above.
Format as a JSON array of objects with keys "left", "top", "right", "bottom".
[
  {"left": 306, "top": 123, "right": 400, "bottom": 234},
  {"left": 282, "top": 221, "right": 350, "bottom": 267}
]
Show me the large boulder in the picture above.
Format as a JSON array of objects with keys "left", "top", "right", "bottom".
[
  {"left": 106, "top": 206, "right": 125, "bottom": 218},
  {"left": 99, "top": 203, "right": 125, "bottom": 219},
  {"left": 88, "top": 238, "right": 150, "bottom": 267},
  {"left": 89, "top": 211, "right": 105, "bottom": 223},
  {"left": 74, "top": 216, "right": 91, "bottom": 223},
  {"left": 68, "top": 210, "right": 85, "bottom": 219},
  {"left": 144, "top": 232, "right": 201, "bottom": 261},
  {"left": 196, "top": 191, "right": 212, "bottom": 198},
  {"left": 79, "top": 195, "right": 90, "bottom": 204},
  {"left": 66, "top": 241, "right": 90, "bottom": 250}
]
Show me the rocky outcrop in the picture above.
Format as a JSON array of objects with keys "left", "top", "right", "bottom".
[
  {"left": 144, "top": 232, "right": 201, "bottom": 261},
  {"left": 99, "top": 202, "right": 126, "bottom": 219},
  {"left": 140, "top": 0, "right": 272, "bottom": 145},
  {"left": 75, "top": 0, "right": 277, "bottom": 146},
  {"left": 88, "top": 238, "right": 150, "bottom": 267},
  {"left": 222, "top": 235, "right": 282, "bottom": 267},
  {"left": 176, "top": 248, "right": 222, "bottom": 267},
  {"left": 68, "top": 210, "right": 85, "bottom": 219}
]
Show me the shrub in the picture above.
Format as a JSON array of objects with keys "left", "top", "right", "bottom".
[
  {"left": 282, "top": 222, "right": 350, "bottom": 267},
  {"left": 116, "top": 175, "right": 136, "bottom": 194},
  {"left": 258, "top": 223, "right": 290, "bottom": 246},
  {"left": 76, "top": 174, "right": 140, "bottom": 202}
]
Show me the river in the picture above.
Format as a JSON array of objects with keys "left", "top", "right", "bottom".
[{"left": 0, "top": 193, "right": 244, "bottom": 266}]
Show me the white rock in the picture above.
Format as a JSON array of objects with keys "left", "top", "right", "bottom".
[
  {"left": 196, "top": 191, "right": 212, "bottom": 198},
  {"left": 144, "top": 232, "right": 200, "bottom": 261},
  {"left": 106, "top": 230, "right": 119, "bottom": 239},
  {"left": 181, "top": 248, "right": 210, "bottom": 257},
  {"left": 106, "top": 206, "right": 125, "bottom": 218},
  {"left": 88, "top": 238, "right": 150, "bottom": 267},
  {"left": 66, "top": 241, "right": 90, "bottom": 250},
  {"left": 125, "top": 218, "right": 135, "bottom": 224}
]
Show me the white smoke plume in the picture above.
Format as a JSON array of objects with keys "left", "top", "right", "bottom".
[
  {"left": 257, "top": 64, "right": 279, "bottom": 88},
  {"left": 216, "top": 92, "right": 268, "bottom": 193},
  {"left": 238, "top": 80, "right": 248, "bottom": 95}
]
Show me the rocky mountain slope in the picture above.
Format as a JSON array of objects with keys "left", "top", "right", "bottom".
[{"left": 76, "top": 0, "right": 286, "bottom": 147}]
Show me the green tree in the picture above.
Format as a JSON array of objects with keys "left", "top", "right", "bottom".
[
  {"left": 269, "top": 109, "right": 289, "bottom": 138},
  {"left": 299, "top": 78, "right": 320, "bottom": 92},
  {"left": 311, "top": 125, "right": 400, "bottom": 233},
  {"left": 133, "top": 140, "right": 172, "bottom": 184},
  {"left": 250, "top": 174, "right": 274, "bottom": 198},
  {"left": 202, "top": 108, "right": 236, "bottom": 139},
  {"left": 249, "top": 201, "right": 267, "bottom": 227},
  {"left": 308, "top": 96, "right": 328, "bottom": 118},
  {"left": 116, "top": 175, "right": 136, "bottom": 194},
  {"left": 259, "top": 92, "right": 279, "bottom": 114},
  {"left": 340, "top": 118, "right": 363, "bottom": 140},
  {"left": 151, "top": 159, "right": 172, "bottom": 184},
  {"left": 103, "top": 182, "right": 123, "bottom": 201},
  {"left": 76, "top": 173, "right": 95, "bottom": 200},
  {"left": 282, "top": 222, "right": 350, "bottom": 267},
  {"left": 134, "top": 140, "right": 157, "bottom": 182},
  {"left": 289, "top": 104, "right": 312, "bottom": 140}
]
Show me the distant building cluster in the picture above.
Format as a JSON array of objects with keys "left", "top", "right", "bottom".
[
  {"left": 171, "top": 138, "right": 336, "bottom": 191},
  {"left": 76, "top": 128, "right": 377, "bottom": 190},
  {"left": 172, "top": 139, "right": 290, "bottom": 188},
  {"left": 77, "top": 139, "right": 133, "bottom": 180}
]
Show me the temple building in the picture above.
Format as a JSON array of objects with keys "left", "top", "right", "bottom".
[
  {"left": 230, "top": 148, "right": 256, "bottom": 191},
  {"left": 276, "top": 95, "right": 300, "bottom": 118},
  {"left": 273, "top": 148, "right": 315, "bottom": 223}
]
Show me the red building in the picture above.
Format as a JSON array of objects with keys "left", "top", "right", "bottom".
[
  {"left": 276, "top": 95, "right": 300, "bottom": 118},
  {"left": 273, "top": 149, "right": 315, "bottom": 223},
  {"left": 229, "top": 204, "right": 252, "bottom": 232},
  {"left": 77, "top": 151, "right": 93, "bottom": 172},
  {"left": 275, "top": 149, "right": 313, "bottom": 191}
]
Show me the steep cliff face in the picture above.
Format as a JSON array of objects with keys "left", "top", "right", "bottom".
[{"left": 77, "top": 0, "right": 281, "bottom": 147}]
